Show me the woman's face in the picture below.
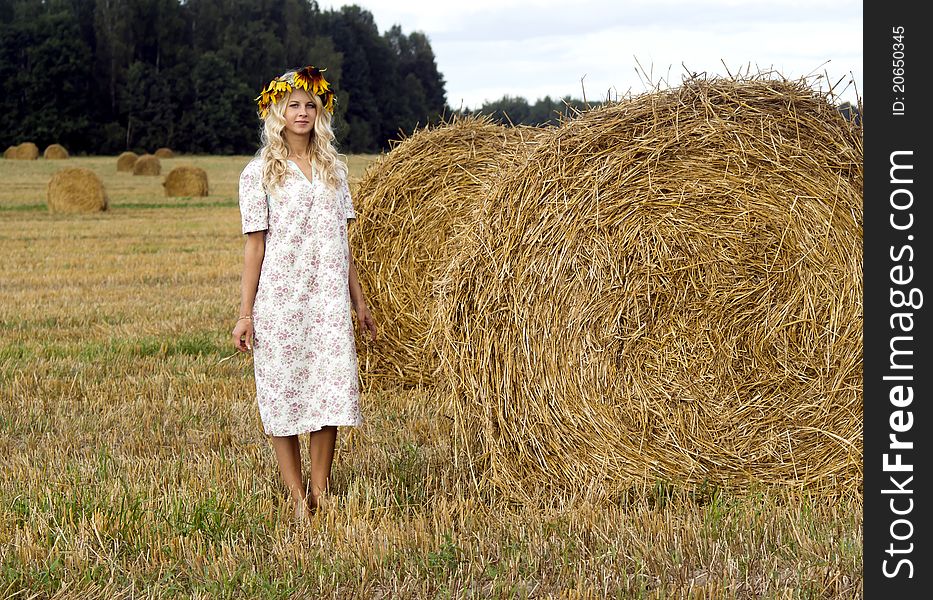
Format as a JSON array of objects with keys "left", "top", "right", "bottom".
[{"left": 283, "top": 89, "right": 317, "bottom": 137}]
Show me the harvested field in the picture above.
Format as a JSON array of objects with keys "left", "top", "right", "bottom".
[
  {"left": 0, "top": 147, "right": 861, "bottom": 597},
  {"left": 433, "top": 77, "right": 863, "bottom": 501},
  {"left": 351, "top": 115, "right": 544, "bottom": 389}
]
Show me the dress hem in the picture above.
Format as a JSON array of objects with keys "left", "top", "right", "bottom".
[{"left": 263, "top": 420, "right": 362, "bottom": 437}]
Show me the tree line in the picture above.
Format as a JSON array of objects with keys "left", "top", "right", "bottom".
[{"left": 0, "top": 0, "right": 449, "bottom": 154}]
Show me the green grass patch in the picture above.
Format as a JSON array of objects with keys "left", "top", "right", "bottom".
[
  {"left": 111, "top": 201, "right": 238, "bottom": 209},
  {"left": 0, "top": 203, "right": 45, "bottom": 212},
  {"left": 0, "top": 332, "right": 224, "bottom": 363}
]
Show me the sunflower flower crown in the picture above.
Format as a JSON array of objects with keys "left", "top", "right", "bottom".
[{"left": 255, "top": 65, "right": 335, "bottom": 119}]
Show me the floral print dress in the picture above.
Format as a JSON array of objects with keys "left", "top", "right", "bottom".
[{"left": 238, "top": 157, "right": 362, "bottom": 436}]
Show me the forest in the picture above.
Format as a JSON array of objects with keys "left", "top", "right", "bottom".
[{"left": 0, "top": 0, "right": 598, "bottom": 155}]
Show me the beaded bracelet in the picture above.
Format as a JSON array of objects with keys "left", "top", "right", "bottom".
[{"left": 237, "top": 316, "right": 252, "bottom": 321}]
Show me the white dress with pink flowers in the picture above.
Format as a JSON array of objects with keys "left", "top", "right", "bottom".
[{"left": 238, "top": 157, "right": 362, "bottom": 436}]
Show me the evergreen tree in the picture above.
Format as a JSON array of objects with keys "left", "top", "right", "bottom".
[
  {"left": 180, "top": 51, "right": 257, "bottom": 154},
  {"left": 383, "top": 25, "right": 446, "bottom": 137},
  {"left": 322, "top": 5, "right": 397, "bottom": 152},
  {"left": 0, "top": 5, "right": 93, "bottom": 149},
  {"left": 469, "top": 94, "right": 600, "bottom": 127},
  {"left": 93, "top": 0, "right": 133, "bottom": 118}
]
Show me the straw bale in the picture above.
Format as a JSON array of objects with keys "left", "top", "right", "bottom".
[
  {"left": 117, "top": 151, "right": 139, "bottom": 172},
  {"left": 43, "top": 144, "right": 69, "bottom": 159},
  {"left": 13, "top": 142, "right": 39, "bottom": 160},
  {"left": 133, "top": 154, "right": 161, "bottom": 175},
  {"left": 154, "top": 147, "right": 175, "bottom": 158},
  {"left": 3, "top": 146, "right": 15, "bottom": 159},
  {"left": 433, "top": 76, "right": 863, "bottom": 501},
  {"left": 163, "top": 165, "right": 208, "bottom": 197},
  {"left": 350, "top": 114, "right": 543, "bottom": 389},
  {"left": 46, "top": 167, "right": 108, "bottom": 213}
]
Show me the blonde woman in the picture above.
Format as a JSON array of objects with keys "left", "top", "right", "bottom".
[{"left": 232, "top": 66, "right": 377, "bottom": 521}]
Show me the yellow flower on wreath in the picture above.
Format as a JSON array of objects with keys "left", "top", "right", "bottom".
[{"left": 254, "top": 65, "right": 335, "bottom": 119}]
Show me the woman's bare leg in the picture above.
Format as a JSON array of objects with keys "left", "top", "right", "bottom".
[
  {"left": 270, "top": 435, "right": 311, "bottom": 518},
  {"left": 307, "top": 426, "right": 338, "bottom": 508}
]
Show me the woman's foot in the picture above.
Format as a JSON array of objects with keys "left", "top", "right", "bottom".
[
  {"left": 290, "top": 493, "right": 316, "bottom": 523},
  {"left": 308, "top": 490, "right": 329, "bottom": 513}
]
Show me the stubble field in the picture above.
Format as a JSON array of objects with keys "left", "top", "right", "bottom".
[{"left": 0, "top": 155, "right": 861, "bottom": 598}]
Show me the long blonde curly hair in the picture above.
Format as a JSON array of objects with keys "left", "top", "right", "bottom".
[{"left": 256, "top": 69, "right": 346, "bottom": 192}]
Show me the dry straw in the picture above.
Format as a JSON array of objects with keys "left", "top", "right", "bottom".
[
  {"left": 43, "top": 143, "right": 69, "bottom": 159},
  {"left": 13, "top": 142, "right": 39, "bottom": 160},
  {"left": 432, "top": 76, "right": 863, "bottom": 501},
  {"left": 3, "top": 146, "right": 15, "bottom": 159},
  {"left": 47, "top": 167, "right": 109, "bottom": 213},
  {"left": 163, "top": 165, "right": 209, "bottom": 197},
  {"left": 133, "top": 154, "right": 161, "bottom": 176},
  {"left": 155, "top": 147, "right": 175, "bottom": 158},
  {"left": 117, "top": 151, "right": 139, "bottom": 172},
  {"left": 350, "top": 114, "right": 543, "bottom": 389}
]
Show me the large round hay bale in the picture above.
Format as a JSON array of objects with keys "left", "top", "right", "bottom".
[
  {"left": 154, "top": 147, "right": 174, "bottom": 158},
  {"left": 47, "top": 167, "right": 109, "bottom": 213},
  {"left": 14, "top": 142, "right": 39, "bottom": 160},
  {"left": 133, "top": 154, "right": 161, "bottom": 175},
  {"left": 43, "top": 144, "right": 69, "bottom": 159},
  {"left": 116, "top": 151, "right": 139, "bottom": 172},
  {"left": 433, "top": 77, "right": 863, "bottom": 501},
  {"left": 3, "top": 146, "right": 15, "bottom": 159},
  {"left": 351, "top": 115, "right": 542, "bottom": 389},
  {"left": 163, "top": 165, "right": 208, "bottom": 196}
]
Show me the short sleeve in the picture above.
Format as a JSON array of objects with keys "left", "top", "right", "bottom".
[
  {"left": 238, "top": 159, "right": 268, "bottom": 234},
  {"left": 338, "top": 172, "right": 356, "bottom": 220}
]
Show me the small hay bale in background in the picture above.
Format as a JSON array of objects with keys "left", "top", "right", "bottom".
[
  {"left": 433, "top": 76, "right": 863, "bottom": 501},
  {"left": 163, "top": 165, "right": 208, "bottom": 197},
  {"left": 116, "top": 151, "right": 139, "bottom": 172},
  {"left": 154, "top": 147, "right": 174, "bottom": 158},
  {"left": 350, "top": 114, "right": 543, "bottom": 390},
  {"left": 133, "top": 154, "right": 161, "bottom": 176},
  {"left": 3, "top": 146, "right": 15, "bottom": 159},
  {"left": 47, "top": 167, "right": 108, "bottom": 213},
  {"left": 43, "top": 144, "right": 69, "bottom": 159},
  {"left": 13, "top": 142, "right": 39, "bottom": 160}
]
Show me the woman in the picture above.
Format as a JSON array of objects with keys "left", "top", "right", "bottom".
[{"left": 232, "top": 65, "right": 377, "bottom": 521}]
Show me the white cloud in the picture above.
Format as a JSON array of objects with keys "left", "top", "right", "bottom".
[{"left": 317, "top": 0, "right": 862, "bottom": 109}]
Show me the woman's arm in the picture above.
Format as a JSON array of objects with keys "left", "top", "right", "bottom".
[
  {"left": 239, "top": 231, "right": 266, "bottom": 315},
  {"left": 232, "top": 231, "right": 266, "bottom": 351},
  {"left": 348, "top": 252, "right": 365, "bottom": 312},
  {"left": 348, "top": 252, "right": 377, "bottom": 341}
]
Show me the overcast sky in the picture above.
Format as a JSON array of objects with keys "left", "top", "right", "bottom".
[{"left": 316, "top": 0, "right": 862, "bottom": 110}]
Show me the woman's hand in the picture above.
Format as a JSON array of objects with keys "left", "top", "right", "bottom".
[
  {"left": 232, "top": 318, "right": 255, "bottom": 352},
  {"left": 354, "top": 303, "right": 377, "bottom": 341}
]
